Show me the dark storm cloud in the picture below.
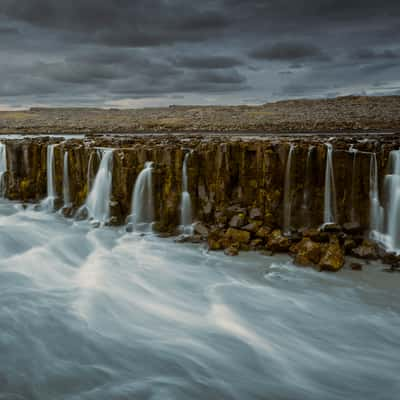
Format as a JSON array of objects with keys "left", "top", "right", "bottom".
[
  {"left": 173, "top": 56, "right": 243, "bottom": 69},
  {"left": 0, "top": 0, "right": 399, "bottom": 107},
  {"left": 250, "top": 42, "right": 330, "bottom": 62}
]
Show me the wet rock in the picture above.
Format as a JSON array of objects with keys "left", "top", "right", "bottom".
[
  {"left": 350, "top": 262, "right": 363, "bottom": 271},
  {"left": 126, "top": 222, "right": 134, "bottom": 233},
  {"left": 319, "top": 236, "right": 345, "bottom": 272},
  {"left": 224, "top": 244, "right": 239, "bottom": 256},
  {"left": 384, "top": 261, "right": 400, "bottom": 273},
  {"left": 255, "top": 226, "right": 271, "bottom": 239},
  {"left": 344, "top": 238, "right": 357, "bottom": 254},
  {"left": 321, "top": 223, "right": 342, "bottom": 233},
  {"left": 249, "top": 239, "right": 263, "bottom": 250},
  {"left": 266, "top": 229, "right": 291, "bottom": 252},
  {"left": 224, "top": 228, "right": 250, "bottom": 244},
  {"left": 343, "top": 222, "right": 362, "bottom": 234},
  {"left": 229, "top": 214, "right": 246, "bottom": 228},
  {"left": 294, "top": 238, "right": 322, "bottom": 266},
  {"left": 207, "top": 229, "right": 223, "bottom": 251},
  {"left": 90, "top": 220, "right": 101, "bottom": 229},
  {"left": 351, "top": 239, "right": 379, "bottom": 260},
  {"left": 249, "top": 207, "right": 262, "bottom": 220},
  {"left": 193, "top": 222, "right": 209, "bottom": 237},
  {"left": 242, "top": 222, "right": 261, "bottom": 233}
]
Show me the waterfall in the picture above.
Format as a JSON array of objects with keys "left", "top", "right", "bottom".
[
  {"left": 283, "top": 144, "right": 295, "bottom": 235},
  {"left": 349, "top": 147, "right": 358, "bottom": 223},
  {"left": 323, "top": 143, "right": 337, "bottom": 225},
  {"left": 42, "top": 144, "right": 57, "bottom": 211},
  {"left": 301, "top": 146, "right": 314, "bottom": 225},
  {"left": 0, "top": 143, "right": 7, "bottom": 197},
  {"left": 131, "top": 162, "right": 154, "bottom": 231},
  {"left": 180, "top": 151, "right": 193, "bottom": 234},
  {"left": 63, "top": 151, "right": 71, "bottom": 207},
  {"left": 373, "top": 150, "right": 400, "bottom": 253},
  {"left": 84, "top": 149, "right": 113, "bottom": 224},
  {"left": 87, "top": 151, "right": 95, "bottom": 192}
]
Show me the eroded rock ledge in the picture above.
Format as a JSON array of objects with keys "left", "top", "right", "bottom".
[{"left": 1, "top": 133, "right": 400, "bottom": 271}]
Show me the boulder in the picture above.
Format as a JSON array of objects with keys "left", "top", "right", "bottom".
[
  {"left": 294, "top": 238, "right": 323, "bottom": 266},
  {"left": 224, "top": 245, "right": 239, "bottom": 256},
  {"left": 318, "top": 236, "right": 345, "bottom": 272},
  {"left": 350, "top": 262, "right": 363, "bottom": 271},
  {"left": 351, "top": 239, "right": 379, "bottom": 260},
  {"left": 266, "top": 229, "right": 291, "bottom": 252},
  {"left": 224, "top": 228, "right": 251, "bottom": 244},
  {"left": 343, "top": 222, "right": 362, "bottom": 234},
  {"left": 229, "top": 214, "right": 246, "bottom": 228},
  {"left": 242, "top": 222, "right": 261, "bottom": 233},
  {"left": 255, "top": 226, "right": 272, "bottom": 239},
  {"left": 193, "top": 222, "right": 209, "bottom": 237},
  {"left": 321, "top": 223, "right": 342, "bottom": 233},
  {"left": 249, "top": 207, "right": 263, "bottom": 220}
]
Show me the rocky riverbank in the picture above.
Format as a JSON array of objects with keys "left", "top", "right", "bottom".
[
  {"left": 1, "top": 132, "right": 400, "bottom": 272},
  {"left": 1, "top": 95, "right": 400, "bottom": 134}
]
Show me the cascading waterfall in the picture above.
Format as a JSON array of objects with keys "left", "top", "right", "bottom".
[
  {"left": 373, "top": 150, "right": 400, "bottom": 253},
  {"left": 84, "top": 149, "right": 113, "bottom": 224},
  {"left": 323, "top": 143, "right": 337, "bottom": 225},
  {"left": 87, "top": 151, "right": 95, "bottom": 192},
  {"left": 130, "top": 162, "right": 154, "bottom": 231},
  {"left": 63, "top": 151, "right": 71, "bottom": 207},
  {"left": 283, "top": 144, "right": 295, "bottom": 235},
  {"left": 369, "top": 153, "right": 383, "bottom": 234},
  {"left": 42, "top": 144, "right": 57, "bottom": 211},
  {"left": 301, "top": 145, "right": 314, "bottom": 225},
  {"left": 0, "top": 143, "right": 7, "bottom": 196},
  {"left": 180, "top": 151, "right": 193, "bottom": 234}
]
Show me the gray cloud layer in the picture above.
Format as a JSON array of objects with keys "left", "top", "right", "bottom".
[{"left": 0, "top": 0, "right": 399, "bottom": 108}]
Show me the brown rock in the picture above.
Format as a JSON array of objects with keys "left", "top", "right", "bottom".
[
  {"left": 229, "top": 214, "right": 246, "bottom": 228},
  {"left": 242, "top": 222, "right": 261, "bottom": 233},
  {"left": 343, "top": 222, "right": 362, "bottom": 234},
  {"left": 224, "top": 245, "right": 239, "bottom": 256},
  {"left": 249, "top": 207, "right": 262, "bottom": 220},
  {"left": 193, "top": 222, "right": 209, "bottom": 237},
  {"left": 266, "top": 229, "right": 291, "bottom": 252},
  {"left": 319, "top": 236, "right": 345, "bottom": 272},
  {"left": 352, "top": 239, "right": 379, "bottom": 260},
  {"left": 224, "top": 228, "right": 251, "bottom": 244},
  {"left": 255, "top": 226, "right": 271, "bottom": 239},
  {"left": 350, "top": 262, "right": 363, "bottom": 271},
  {"left": 294, "top": 238, "right": 322, "bottom": 266}
]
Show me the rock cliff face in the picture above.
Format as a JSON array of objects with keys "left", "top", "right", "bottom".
[{"left": 1, "top": 133, "right": 400, "bottom": 269}]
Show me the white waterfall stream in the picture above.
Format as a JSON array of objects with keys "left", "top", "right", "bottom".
[
  {"left": 42, "top": 144, "right": 57, "bottom": 211},
  {"left": 283, "top": 144, "right": 295, "bottom": 235},
  {"left": 84, "top": 149, "right": 114, "bottom": 224},
  {"left": 180, "top": 151, "right": 193, "bottom": 234},
  {"left": 0, "top": 143, "right": 7, "bottom": 196},
  {"left": 301, "top": 145, "right": 314, "bottom": 225},
  {"left": 372, "top": 150, "right": 400, "bottom": 253},
  {"left": 131, "top": 162, "right": 155, "bottom": 231},
  {"left": 323, "top": 143, "right": 337, "bottom": 225}
]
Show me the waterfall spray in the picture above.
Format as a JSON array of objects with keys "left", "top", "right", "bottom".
[
  {"left": 130, "top": 162, "right": 155, "bottom": 231},
  {"left": 323, "top": 143, "right": 337, "bottom": 225},
  {"left": 180, "top": 151, "right": 193, "bottom": 233},
  {"left": 84, "top": 149, "right": 113, "bottom": 224},
  {"left": 283, "top": 144, "right": 295, "bottom": 235},
  {"left": 0, "top": 143, "right": 7, "bottom": 197}
]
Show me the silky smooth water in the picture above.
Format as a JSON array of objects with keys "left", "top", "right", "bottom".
[
  {"left": 323, "top": 143, "right": 337, "bottom": 225},
  {"left": 0, "top": 199, "right": 399, "bottom": 400},
  {"left": 283, "top": 144, "right": 295, "bottom": 235},
  {"left": 0, "top": 143, "right": 6, "bottom": 196},
  {"left": 180, "top": 151, "right": 193, "bottom": 233},
  {"left": 41, "top": 144, "right": 57, "bottom": 211}
]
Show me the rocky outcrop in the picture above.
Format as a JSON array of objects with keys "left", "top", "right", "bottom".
[{"left": 1, "top": 133, "right": 400, "bottom": 270}]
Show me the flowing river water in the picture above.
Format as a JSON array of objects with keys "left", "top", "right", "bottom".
[{"left": 0, "top": 199, "right": 400, "bottom": 399}]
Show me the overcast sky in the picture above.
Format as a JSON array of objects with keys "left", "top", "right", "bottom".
[{"left": 0, "top": 0, "right": 399, "bottom": 109}]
